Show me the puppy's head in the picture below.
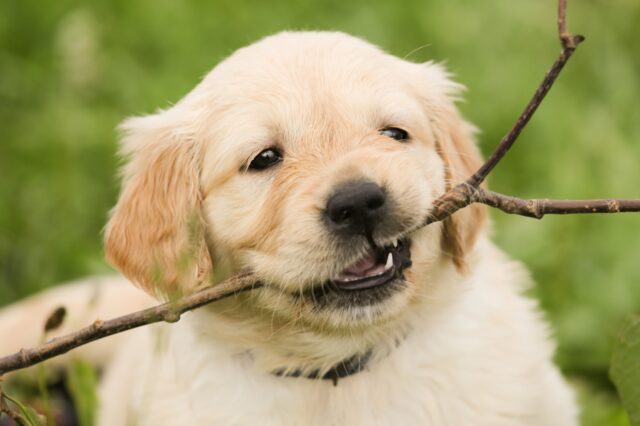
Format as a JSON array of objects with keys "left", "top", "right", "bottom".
[{"left": 104, "top": 32, "right": 487, "bottom": 332}]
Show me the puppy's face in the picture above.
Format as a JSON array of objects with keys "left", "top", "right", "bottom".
[{"left": 105, "top": 32, "right": 486, "bottom": 334}]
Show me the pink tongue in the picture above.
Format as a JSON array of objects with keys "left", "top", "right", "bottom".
[{"left": 343, "top": 251, "right": 378, "bottom": 276}]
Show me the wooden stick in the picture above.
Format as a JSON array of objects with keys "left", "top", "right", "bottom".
[{"left": 0, "top": 272, "right": 260, "bottom": 375}]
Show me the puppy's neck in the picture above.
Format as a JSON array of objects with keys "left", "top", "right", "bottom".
[
  {"left": 187, "top": 298, "right": 411, "bottom": 377},
  {"left": 186, "top": 248, "right": 473, "bottom": 376}
]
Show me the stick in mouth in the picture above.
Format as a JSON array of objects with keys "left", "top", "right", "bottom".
[{"left": 331, "top": 238, "right": 412, "bottom": 291}]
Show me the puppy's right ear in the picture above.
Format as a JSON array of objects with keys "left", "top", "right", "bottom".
[{"left": 104, "top": 112, "right": 212, "bottom": 299}]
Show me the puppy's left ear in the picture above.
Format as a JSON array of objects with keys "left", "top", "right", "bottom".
[
  {"left": 418, "top": 63, "right": 488, "bottom": 270},
  {"left": 104, "top": 111, "right": 212, "bottom": 299}
]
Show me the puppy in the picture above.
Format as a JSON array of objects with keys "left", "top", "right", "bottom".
[{"left": 5, "top": 31, "right": 579, "bottom": 425}]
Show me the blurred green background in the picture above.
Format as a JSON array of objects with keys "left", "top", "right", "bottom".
[{"left": 1, "top": 0, "right": 639, "bottom": 424}]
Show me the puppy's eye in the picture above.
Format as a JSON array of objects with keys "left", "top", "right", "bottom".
[
  {"left": 248, "top": 148, "right": 283, "bottom": 171},
  {"left": 379, "top": 127, "right": 409, "bottom": 142}
]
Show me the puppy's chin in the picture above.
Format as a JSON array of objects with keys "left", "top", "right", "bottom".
[
  {"left": 255, "top": 279, "right": 415, "bottom": 331},
  {"left": 249, "top": 239, "right": 417, "bottom": 331}
]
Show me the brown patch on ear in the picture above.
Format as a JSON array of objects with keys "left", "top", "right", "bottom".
[
  {"left": 432, "top": 107, "right": 488, "bottom": 271},
  {"left": 104, "top": 116, "right": 212, "bottom": 298}
]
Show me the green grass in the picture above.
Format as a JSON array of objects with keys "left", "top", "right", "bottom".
[{"left": 1, "top": 0, "right": 639, "bottom": 424}]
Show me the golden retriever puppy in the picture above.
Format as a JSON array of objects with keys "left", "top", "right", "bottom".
[{"left": 3, "top": 31, "right": 578, "bottom": 425}]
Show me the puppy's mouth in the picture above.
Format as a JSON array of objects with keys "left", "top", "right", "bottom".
[
  {"left": 290, "top": 237, "right": 412, "bottom": 309},
  {"left": 331, "top": 238, "right": 412, "bottom": 291}
]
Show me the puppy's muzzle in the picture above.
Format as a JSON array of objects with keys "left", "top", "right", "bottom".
[{"left": 325, "top": 180, "right": 386, "bottom": 237}]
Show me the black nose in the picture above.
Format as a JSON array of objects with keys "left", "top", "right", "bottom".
[{"left": 325, "top": 180, "right": 386, "bottom": 235}]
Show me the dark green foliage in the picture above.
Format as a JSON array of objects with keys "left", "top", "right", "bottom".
[
  {"left": 66, "top": 360, "right": 98, "bottom": 426},
  {"left": 611, "top": 316, "right": 640, "bottom": 426}
]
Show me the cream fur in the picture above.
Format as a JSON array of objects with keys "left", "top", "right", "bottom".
[
  {"left": 4, "top": 31, "right": 578, "bottom": 425},
  {"left": 99, "top": 243, "right": 577, "bottom": 425}
]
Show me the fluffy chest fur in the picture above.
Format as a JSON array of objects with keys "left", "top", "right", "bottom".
[{"left": 98, "top": 242, "right": 576, "bottom": 426}]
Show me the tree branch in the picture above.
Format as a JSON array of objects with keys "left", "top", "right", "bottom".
[
  {"left": 474, "top": 188, "right": 640, "bottom": 219},
  {"left": 467, "top": 45, "right": 583, "bottom": 189},
  {"left": 558, "top": 0, "right": 582, "bottom": 49},
  {"left": 422, "top": 0, "right": 638, "bottom": 226},
  {"left": 0, "top": 272, "right": 260, "bottom": 375}
]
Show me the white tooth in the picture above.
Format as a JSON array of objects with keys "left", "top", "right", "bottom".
[
  {"left": 385, "top": 252, "right": 393, "bottom": 270},
  {"left": 392, "top": 239, "right": 398, "bottom": 248}
]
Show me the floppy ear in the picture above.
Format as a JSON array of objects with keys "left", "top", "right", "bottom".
[
  {"left": 104, "top": 112, "right": 212, "bottom": 299},
  {"left": 419, "top": 63, "right": 488, "bottom": 270}
]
